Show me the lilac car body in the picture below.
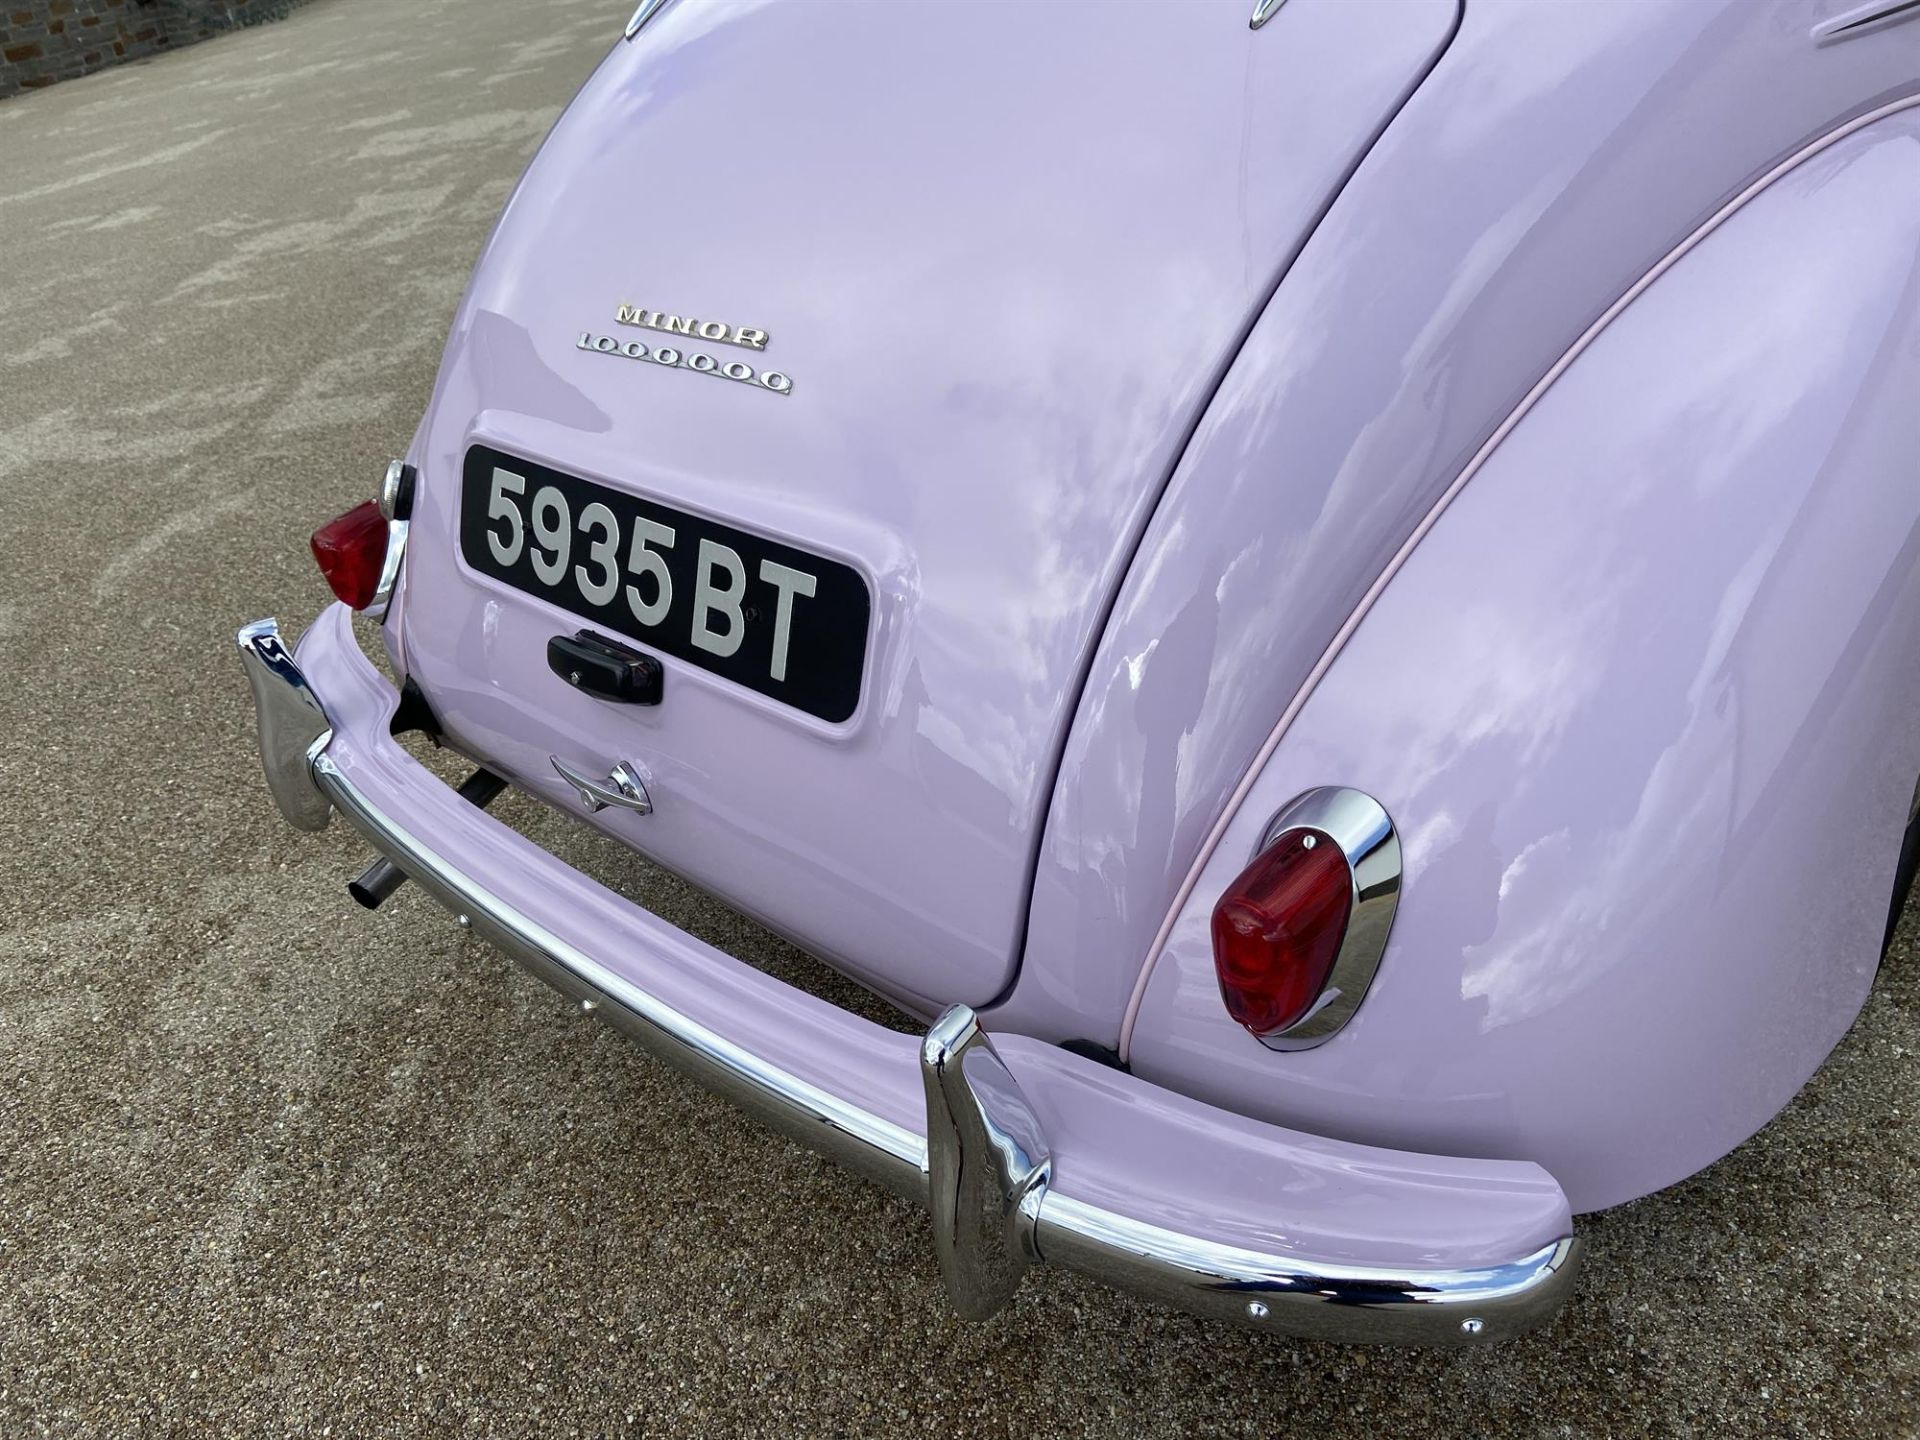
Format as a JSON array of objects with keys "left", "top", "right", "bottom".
[{"left": 237, "top": 0, "right": 1920, "bottom": 1342}]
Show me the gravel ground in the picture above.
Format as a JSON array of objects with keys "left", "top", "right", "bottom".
[{"left": 0, "top": 1, "right": 1915, "bottom": 1435}]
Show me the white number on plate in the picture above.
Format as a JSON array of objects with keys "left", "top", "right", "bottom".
[
  {"left": 528, "top": 485, "right": 571, "bottom": 586},
  {"left": 574, "top": 502, "right": 620, "bottom": 606},
  {"left": 486, "top": 466, "right": 526, "bottom": 565},
  {"left": 625, "top": 516, "right": 676, "bottom": 627}
]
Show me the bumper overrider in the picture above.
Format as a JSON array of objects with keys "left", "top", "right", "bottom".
[{"left": 235, "top": 605, "right": 1581, "bottom": 1345}]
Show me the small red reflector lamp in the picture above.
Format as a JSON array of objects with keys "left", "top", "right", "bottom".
[
  {"left": 1211, "top": 828, "right": 1352, "bottom": 1038},
  {"left": 311, "top": 500, "right": 388, "bottom": 611}
]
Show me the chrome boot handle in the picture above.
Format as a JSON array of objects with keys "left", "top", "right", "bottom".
[{"left": 550, "top": 756, "right": 654, "bottom": 815}]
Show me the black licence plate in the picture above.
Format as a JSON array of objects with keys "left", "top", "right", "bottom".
[{"left": 458, "top": 446, "right": 870, "bottom": 723}]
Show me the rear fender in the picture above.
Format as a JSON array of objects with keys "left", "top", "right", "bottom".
[
  {"left": 1126, "top": 107, "right": 1920, "bottom": 1213},
  {"left": 1002, "top": 0, "right": 1920, "bottom": 1051}
]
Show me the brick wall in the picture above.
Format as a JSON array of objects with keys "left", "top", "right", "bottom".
[{"left": 0, "top": 0, "right": 313, "bottom": 100}]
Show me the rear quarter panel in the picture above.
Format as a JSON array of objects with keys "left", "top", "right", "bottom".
[
  {"left": 1003, "top": 0, "right": 1920, "bottom": 1049},
  {"left": 1126, "top": 107, "right": 1920, "bottom": 1213}
]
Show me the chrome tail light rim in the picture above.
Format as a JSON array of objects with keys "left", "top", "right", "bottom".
[{"left": 1245, "top": 786, "right": 1402, "bottom": 1051}]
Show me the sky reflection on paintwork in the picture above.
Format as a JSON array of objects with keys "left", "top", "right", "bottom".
[
  {"left": 1021, "top": 1, "right": 1920, "bottom": 1051},
  {"left": 411, "top": 0, "right": 1457, "bottom": 1006},
  {"left": 1130, "top": 125, "right": 1920, "bottom": 1210}
]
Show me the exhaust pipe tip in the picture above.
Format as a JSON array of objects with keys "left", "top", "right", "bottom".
[
  {"left": 345, "top": 765, "right": 507, "bottom": 909},
  {"left": 348, "top": 857, "right": 407, "bottom": 910}
]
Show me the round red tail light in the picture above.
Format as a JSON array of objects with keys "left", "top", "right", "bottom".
[
  {"left": 310, "top": 500, "right": 389, "bottom": 611},
  {"left": 1208, "top": 788, "right": 1403, "bottom": 1050},
  {"left": 1211, "top": 828, "right": 1353, "bottom": 1038}
]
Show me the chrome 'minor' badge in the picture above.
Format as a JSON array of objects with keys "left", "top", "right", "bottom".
[
  {"left": 616, "top": 303, "right": 770, "bottom": 352},
  {"left": 576, "top": 299, "right": 792, "bottom": 396}
]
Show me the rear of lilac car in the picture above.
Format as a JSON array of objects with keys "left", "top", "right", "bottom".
[{"left": 236, "top": 0, "right": 1920, "bottom": 1343}]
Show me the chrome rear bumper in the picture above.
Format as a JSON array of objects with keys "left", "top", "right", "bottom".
[{"left": 236, "top": 608, "right": 1581, "bottom": 1345}]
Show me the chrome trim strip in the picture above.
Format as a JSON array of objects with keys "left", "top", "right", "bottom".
[
  {"left": 1249, "top": 0, "right": 1288, "bottom": 31},
  {"left": 371, "top": 459, "right": 411, "bottom": 621},
  {"left": 369, "top": 516, "right": 408, "bottom": 621},
  {"left": 624, "top": 0, "right": 672, "bottom": 41},
  {"left": 1247, "top": 786, "right": 1401, "bottom": 1050},
  {"left": 240, "top": 616, "right": 1581, "bottom": 1344},
  {"left": 377, "top": 459, "right": 408, "bottom": 520},
  {"left": 1812, "top": 0, "right": 1920, "bottom": 42}
]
